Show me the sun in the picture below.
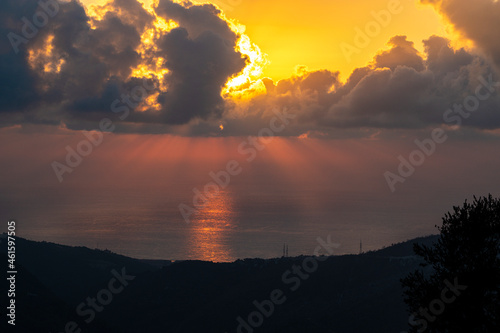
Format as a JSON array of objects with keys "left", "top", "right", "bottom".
[
  {"left": 222, "top": 20, "right": 269, "bottom": 98},
  {"left": 81, "top": 0, "right": 269, "bottom": 100}
]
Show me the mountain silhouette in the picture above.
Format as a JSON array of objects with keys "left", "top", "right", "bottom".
[{"left": 0, "top": 235, "right": 438, "bottom": 332}]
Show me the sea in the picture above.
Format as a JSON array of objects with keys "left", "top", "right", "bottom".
[{"left": 4, "top": 184, "right": 461, "bottom": 262}]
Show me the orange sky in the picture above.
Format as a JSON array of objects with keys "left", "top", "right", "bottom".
[
  {"left": 2, "top": 0, "right": 500, "bottom": 263},
  {"left": 81, "top": 0, "right": 451, "bottom": 81}
]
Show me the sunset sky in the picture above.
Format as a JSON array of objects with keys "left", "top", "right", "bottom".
[
  {"left": 2, "top": 0, "right": 500, "bottom": 135},
  {"left": 83, "top": 0, "right": 450, "bottom": 81},
  {"left": 2, "top": 0, "right": 500, "bottom": 259}
]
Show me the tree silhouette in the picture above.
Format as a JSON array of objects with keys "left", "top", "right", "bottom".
[{"left": 401, "top": 195, "right": 500, "bottom": 332}]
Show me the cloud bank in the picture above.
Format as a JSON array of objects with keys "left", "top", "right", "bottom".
[
  {"left": 1, "top": 0, "right": 246, "bottom": 129},
  {"left": 1, "top": 0, "right": 500, "bottom": 137}
]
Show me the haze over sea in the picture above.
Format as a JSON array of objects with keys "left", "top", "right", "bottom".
[
  {"left": 2, "top": 132, "right": 499, "bottom": 262},
  {"left": 3, "top": 185, "right": 442, "bottom": 262},
  {"left": 3, "top": 154, "right": 496, "bottom": 262}
]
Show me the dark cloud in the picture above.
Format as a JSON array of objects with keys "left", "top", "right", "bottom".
[
  {"left": 327, "top": 66, "right": 434, "bottom": 128},
  {"left": 421, "top": 0, "right": 500, "bottom": 70},
  {"left": 373, "top": 35, "right": 424, "bottom": 71},
  {"left": 1, "top": 0, "right": 500, "bottom": 138},
  {"left": 0, "top": 0, "right": 245, "bottom": 128},
  {"left": 155, "top": 0, "right": 236, "bottom": 41},
  {"left": 0, "top": 0, "right": 41, "bottom": 112},
  {"left": 112, "top": 0, "right": 154, "bottom": 32},
  {"left": 151, "top": 0, "right": 246, "bottom": 124},
  {"left": 225, "top": 35, "right": 500, "bottom": 137},
  {"left": 423, "top": 35, "right": 473, "bottom": 79},
  {"left": 156, "top": 26, "right": 246, "bottom": 124}
]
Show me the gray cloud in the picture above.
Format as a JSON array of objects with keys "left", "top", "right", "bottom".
[
  {"left": 1, "top": 0, "right": 500, "bottom": 138},
  {"left": 373, "top": 36, "right": 424, "bottom": 71},
  {"left": 0, "top": 0, "right": 246, "bottom": 128},
  {"left": 155, "top": 26, "right": 246, "bottom": 124},
  {"left": 0, "top": 0, "right": 41, "bottom": 113},
  {"left": 421, "top": 0, "right": 500, "bottom": 70},
  {"left": 228, "top": 35, "right": 500, "bottom": 137}
]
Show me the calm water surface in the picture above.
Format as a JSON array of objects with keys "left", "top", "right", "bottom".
[{"left": 5, "top": 184, "right": 452, "bottom": 262}]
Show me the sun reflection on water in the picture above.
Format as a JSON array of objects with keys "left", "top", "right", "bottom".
[{"left": 188, "top": 189, "right": 237, "bottom": 262}]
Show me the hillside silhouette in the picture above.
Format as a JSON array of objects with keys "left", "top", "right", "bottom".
[{"left": 1, "top": 235, "right": 438, "bottom": 332}]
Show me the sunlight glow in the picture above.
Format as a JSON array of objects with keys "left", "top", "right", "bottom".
[
  {"left": 84, "top": 0, "right": 176, "bottom": 90},
  {"left": 28, "top": 35, "right": 65, "bottom": 78},
  {"left": 129, "top": 16, "right": 177, "bottom": 90},
  {"left": 222, "top": 21, "right": 269, "bottom": 98},
  {"left": 81, "top": 0, "right": 269, "bottom": 99},
  {"left": 188, "top": 189, "right": 236, "bottom": 262}
]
